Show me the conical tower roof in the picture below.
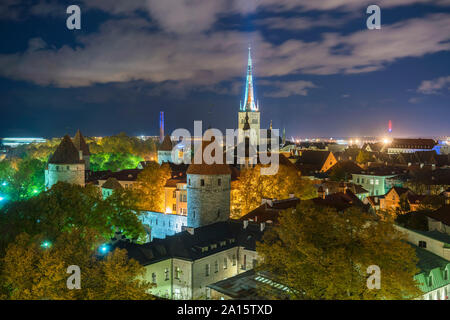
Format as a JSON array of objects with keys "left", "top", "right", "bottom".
[
  {"left": 49, "top": 135, "right": 84, "bottom": 164},
  {"left": 73, "top": 129, "right": 91, "bottom": 156},
  {"left": 187, "top": 138, "right": 231, "bottom": 175},
  {"left": 159, "top": 134, "right": 173, "bottom": 151}
]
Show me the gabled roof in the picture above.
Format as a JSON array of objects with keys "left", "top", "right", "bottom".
[
  {"left": 159, "top": 134, "right": 173, "bottom": 151},
  {"left": 326, "top": 160, "right": 363, "bottom": 175},
  {"left": 389, "top": 138, "right": 436, "bottom": 149},
  {"left": 240, "top": 197, "right": 300, "bottom": 224},
  {"left": 296, "top": 150, "right": 330, "bottom": 166},
  {"left": 101, "top": 177, "right": 123, "bottom": 190},
  {"left": 424, "top": 205, "right": 450, "bottom": 226},
  {"left": 98, "top": 169, "right": 142, "bottom": 182},
  {"left": 48, "top": 135, "right": 84, "bottom": 165},
  {"left": 73, "top": 129, "right": 90, "bottom": 156},
  {"left": 113, "top": 221, "right": 265, "bottom": 265}
]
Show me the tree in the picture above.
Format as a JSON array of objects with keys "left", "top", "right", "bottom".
[
  {"left": 231, "top": 164, "right": 317, "bottom": 218},
  {"left": 0, "top": 182, "right": 146, "bottom": 255},
  {"left": 0, "top": 158, "right": 45, "bottom": 203},
  {"left": 256, "top": 202, "right": 422, "bottom": 300},
  {"left": 90, "top": 152, "right": 144, "bottom": 171},
  {"left": 0, "top": 229, "right": 154, "bottom": 300},
  {"left": 356, "top": 150, "right": 373, "bottom": 165},
  {"left": 134, "top": 162, "right": 171, "bottom": 212}
]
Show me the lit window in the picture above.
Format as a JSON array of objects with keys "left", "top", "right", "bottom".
[
  {"left": 223, "top": 257, "right": 228, "bottom": 269},
  {"left": 173, "top": 191, "right": 176, "bottom": 198},
  {"left": 370, "top": 179, "right": 374, "bottom": 185},
  {"left": 205, "top": 264, "right": 210, "bottom": 276},
  {"left": 214, "top": 260, "right": 219, "bottom": 273},
  {"left": 232, "top": 254, "right": 237, "bottom": 266},
  {"left": 164, "top": 268, "right": 169, "bottom": 280}
]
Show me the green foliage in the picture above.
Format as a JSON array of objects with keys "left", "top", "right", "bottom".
[
  {"left": 0, "top": 182, "right": 146, "bottom": 256},
  {"left": 0, "top": 158, "right": 45, "bottom": 203},
  {"left": 256, "top": 203, "right": 422, "bottom": 300},
  {"left": 395, "top": 212, "right": 428, "bottom": 231},
  {"left": 90, "top": 153, "right": 144, "bottom": 171},
  {"left": 89, "top": 133, "right": 158, "bottom": 158},
  {"left": 0, "top": 230, "right": 154, "bottom": 300}
]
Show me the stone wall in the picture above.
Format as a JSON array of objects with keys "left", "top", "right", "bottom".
[
  {"left": 45, "top": 163, "right": 85, "bottom": 189},
  {"left": 187, "top": 174, "right": 231, "bottom": 228}
]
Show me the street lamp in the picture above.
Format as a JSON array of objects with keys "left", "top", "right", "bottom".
[{"left": 41, "top": 241, "right": 52, "bottom": 249}]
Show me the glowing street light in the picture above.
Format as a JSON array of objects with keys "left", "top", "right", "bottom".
[
  {"left": 41, "top": 241, "right": 52, "bottom": 249},
  {"left": 99, "top": 244, "right": 110, "bottom": 254},
  {"left": 0, "top": 196, "right": 4, "bottom": 202},
  {"left": 382, "top": 138, "right": 390, "bottom": 144},
  {"left": 1, "top": 182, "right": 7, "bottom": 186}
]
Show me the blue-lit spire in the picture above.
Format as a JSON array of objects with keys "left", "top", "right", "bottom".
[{"left": 242, "top": 46, "right": 258, "bottom": 112}]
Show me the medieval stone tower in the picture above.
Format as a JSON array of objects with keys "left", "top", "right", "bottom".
[
  {"left": 73, "top": 129, "right": 91, "bottom": 170},
  {"left": 45, "top": 134, "right": 86, "bottom": 189},
  {"left": 238, "top": 47, "right": 260, "bottom": 147},
  {"left": 186, "top": 139, "right": 231, "bottom": 228},
  {"left": 158, "top": 134, "right": 173, "bottom": 164}
]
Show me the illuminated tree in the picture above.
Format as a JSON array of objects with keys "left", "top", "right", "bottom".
[
  {"left": 356, "top": 150, "right": 373, "bottom": 165},
  {"left": 0, "top": 182, "right": 146, "bottom": 255},
  {"left": 256, "top": 203, "right": 422, "bottom": 300},
  {"left": 133, "top": 162, "right": 171, "bottom": 212},
  {"left": 231, "top": 164, "right": 317, "bottom": 218},
  {"left": 0, "top": 230, "right": 153, "bottom": 300}
]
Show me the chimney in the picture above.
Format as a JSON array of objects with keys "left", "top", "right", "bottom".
[
  {"left": 243, "top": 220, "right": 249, "bottom": 229},
  {"left": 260, "top": 222, "right": 266, "bottom": 232}
]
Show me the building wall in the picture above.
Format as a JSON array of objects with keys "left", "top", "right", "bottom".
[
  {"left": 187, "top": 174, "right": 231, "bottom": 228},
  {"left": 191, "top": 247, "right": 240, "bottom": 299},
  {"left": 140, "top": 211, "right": 188, "bottom": 240},
  {"left": 423, "top": 284, "right": 450, "bottom": 300},
  {"left": 141, "top": 259, "right": 173, "bottom": 299},
  {"left": 45, "top": 163, "right": 85, "bottom": 189},
  {"left": 352, "top": 174, "right": 395, "bottom": 196},
  {"left": 428, "top": 218, "right": 450, "bottom": 235},
  {"left": 395, "top": 225, "right": 450, "bottom": 260},
  {"left": 158, "top": 150, "right": 173, "bottom": 164},
  {"left": 320, "top": 152, "right": 337, "bottom": 172},
  {"left": 164, "top": 186, "right": 177, "bottom": 214}
]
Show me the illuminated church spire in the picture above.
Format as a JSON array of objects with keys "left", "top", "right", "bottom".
[{"left": 241, "top": 46, "right": 258, "bottom": 111}]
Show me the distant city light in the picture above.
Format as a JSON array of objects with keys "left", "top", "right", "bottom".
[
  {"left": 355, "top": 139, "right": 360, "bottom": 144},
  {"left": 99, "top": 244, "right": 110, "bottom": 254},
  {"left": 41, "top": 241, "right": 52, "bottom": 249},
  {"left": 383, "top": 138, "right": 391, "bottom": 144}
]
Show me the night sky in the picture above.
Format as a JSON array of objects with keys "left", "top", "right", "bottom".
[{"left": 0, "top": 0, "right": 449, "bottom": 139}]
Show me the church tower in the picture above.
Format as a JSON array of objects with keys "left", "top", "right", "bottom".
[{"left": 238, "top": 47, "right": 260, "bottom": 147}]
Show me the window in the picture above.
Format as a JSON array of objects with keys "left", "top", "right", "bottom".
[
  {"left": 375, "top": 179, "right": 379, "bottom": 185},
  {"left": 252, "top": 259, "right": 257, "bottom": 268},
  {"left": 217, "top": 209, "right": 220, "bottom": 218},
  {"left": 164, "top": 268, "right": 169, "bottom": 280},
  {"left": 152, "top": 272, "right": 156, "bottom": 283},
  {"left": 356, "top": 178, "right": 360, "bottom": 184},
  {"left": 188, "top": 179, "right": 191, "bottom": 185},
  {"left": 223, "top": 257, "right": 228, "bottom": 269},
  {"left": 218, "top": 179, "right": 221, "bottom": 186},
  {"left": 232, "top": 254, "right": 237, "bottom": 266},
  {"left": 173, "top": 191, "right": 176, "bottom": 198},
  {"left": 444, "top": 269, "right": 448, "bottom": 280},
  {"left": 201, "top": 179, "right": 205, "bottom": 186},
  {"left": 214, "top": 260, "right": 219, "bottom": 273},
  {"left": 173, "top": 204, "right": 176, "bottom": 212},
  {"left": 419, "top": 241, "right": 427, "bottom": 248},
  {"left": 375, "top": 190, "right": 378, "bottom": 195},
  {"left": 361, "top": 178, "right": 365, "bottom": 183},
  {"left": 370, "top": 179, "right": 374, "bottom": 185},
  {"left": 175, "top": 267, "right": 181, "bottom": 279},
  {"left": 205, "top": 264, "right": 210, "bottom": 276},
  {"left": 242, "top": 255, "right": 247, "bottom": 270}
]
